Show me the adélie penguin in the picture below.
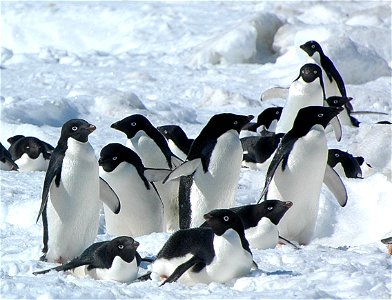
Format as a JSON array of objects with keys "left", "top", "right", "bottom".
[
  {"left": 327, "top": 148, "right": 363, "bottom": 179},
  {"left": 164, "top": 113, "right": 254, "bottom": 229},
  {"left": 258, "top": 106, "right": 347, "bottom": 245},
  {"left": 157, "top": 125, "right": 194, "bottom": 161},
  {"left": 0, "top": 142, "right": 18, "bottom": 171},
  {"left": 111, "top": 114, "right": 183, "bottom": 232},
  {"left": 151, "top": 208, "right": 253, "bottom": 286},
  {"left": 36, "top": 119, "right": 121, "bottom": 264},
  {"left": 33, "top": 236, "right": 141, "bottom": 283},
  {"left": 99, "top": 143, "right": 167, "bottom": 237}
]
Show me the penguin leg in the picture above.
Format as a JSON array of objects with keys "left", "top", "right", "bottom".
[
  {"left": 160, "top": 256, "right": 202, "bottom": 286},
  {"left": 136, "top": 271, "right": 152, "bottom": 282},
  {"left": 278, "top": 235, "right": 300, "bottom": 250},
  {"left": 40, "top": 204, "right": 49, "bottom": 260}
]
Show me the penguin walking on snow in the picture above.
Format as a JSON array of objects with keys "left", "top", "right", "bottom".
[
  {"left": 0, "top": 142, "right": 18, "bottom": 171},
  {"left": 164, "top": 113, "right": 253, "bottom": 228},
  {"left": 99, "top": 143, "right": 168, "bottom": 237},
  {"left": 36, "top": 119, "right": 120, "bottom": 264},
  {"left": 157, "top": 125, "right": 194, "bottom": 161},
  {"left": 111, "top": 114, "right": 183, "bottom": 232},
  {"left": 259, "top": 106, "right": 347, "bottom": 245},
  {"left": 33, "top": 236, "right": 141, "bottom": 283},
  {"left": 151, "top": 208, "right": 253, "bottom": 286}
]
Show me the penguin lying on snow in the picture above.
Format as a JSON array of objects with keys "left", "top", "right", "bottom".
[
  {"left": 99, "top": 143, "right": 168, "bottom": 237},
  {"left": 151, "top": 208, "right": 254, "bottom": 286},
  {"left": 33, "top": 236, "right": 141, "bottom": 283},
  {"left": 327, "top": 149, "right": 364, "bottom": 179},
  {"left": 163, "top": 113, "right": 254, "bottom": 229},
  {"left": 259, "top": 106, "right": 347, "bottom": 245},
  {"left": 36, "top": 119, "right": 121, "bottom": 264},
  {"left": 0, "top": 142, "right": 18, "bottom": 171},
  {"left": 157, "top": 125, "right": 194, "bottom": 161},
  {"left": 7, "top": 135, "right": 53, "bottom": 172}
]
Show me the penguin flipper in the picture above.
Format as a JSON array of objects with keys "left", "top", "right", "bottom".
[
  {"left": 163, "top": 159, "right": 201, "bottom": 183},
  {"left": 144, "top": 168, "right": 172, "bottom": 182},
  {"left": 160, "top": 255, "right": 203, "bottom": 286},
  {"left": 171, "top": 155, "right": 184, "bottom": 168},
  {"left": 260, "top": 86, "right": 289, "bottom": 101},
  {"left": 329, "top": 116, "right": 343, "bottom": 142},
  {"left": 99, "top": 177, "right": 121, "bottom": 214},
  {"left": 323, "top": 164, "right": 348, "bottom": 207}
]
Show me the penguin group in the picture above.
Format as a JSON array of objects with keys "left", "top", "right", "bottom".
[{"left": 3, "top": 39, "right": 388, "bottom": 286}]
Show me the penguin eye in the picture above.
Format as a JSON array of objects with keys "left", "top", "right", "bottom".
[
  {"left": 118, "top": 244, "right": 124, "bottom": 250},
  {"left": 223, "top": 216, "right": 230, "bottom": 222},
  {"left": 276, "top": 111, "right": 280, "bottom": 115},
  {"left": 112, "top": 156, "right": 117, "bottom": 161},
  {"left": 131, "top": 122, "right": 137, "bottom": 127},
  {"left": 335, "top": 153, "right": 340, "bottom": 158},
  {"left": 311, "top": 44, "right": 315, "bottom": 49},
  {"left": 267, "top": 206, "right": 273, "bottom": 211},
  {"left": 26, "top": 145, "right": 30, "bottom": 149},
  {"left": 71, "top": 126, "right": 78, "bottom": 131},
  {"left": 233, "top": 121, "right": 238, "bottom": 125},
  {"left": 313, "top": 70, "right": 318, "bottom": 74},
  {"left": 164, "top": 130, "right": 168, "bottom": 134},
  {"left": 317, "top": 113, "right": 324, "bottom": 118},
  {"left": 334, "top": 100, "right": 338, "bottom": 104}
]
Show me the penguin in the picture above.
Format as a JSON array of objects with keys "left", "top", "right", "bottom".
[
  {"left": 33, "top": 236, "right": 141, "bottom": 283},
  {"left": 111, "top": 114, "right": 183, "bottom": 232},
  {"left": 381, "top": 236, "right": 392, "bottom": 255},
  {"left": 0, "top": 142, "right": 18, "bottom": 171},
  {"left": 201, "top": 200, "right": 293, "bottom": 250},
  {"left": 7, "top": 136, "right": 53, "bottom": 172},
  {"left": 327, "top": 149, "right": 363, "bottom": 179},
  {"left": 241, "top": 106, "right": 283, "bottom": 136},
  {"left": 99, "top": 143, "right": 168, "bottom": 237},
  {"left": 157, "top": 125, "right": 194, "bottom": 160},
  {"left": 258, "top": 106, "right": 346, "bottom": 245},
  {"left": 36, "top": 119, "right": 120, "bottom": 264},
  {"left": 151, "top": 208, "right": 253, "bottom": 286},
  {"left": 300, "top": 40, "right": 359, "bottom": 127},
  {"left": 164, "top": 113, "right": 254, "bottom": 228}
]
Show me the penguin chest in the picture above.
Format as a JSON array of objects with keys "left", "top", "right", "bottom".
[
  {"left": 245, "top": 218, "right": 278, "bottom": 250},
  {"left": 93, "top": 256, "right": 139, "bottom": 283},
  {"left": 15, "top": 153, "right": 48, "bottom": 172},
  {"left": 207, "top": 229, "right": 253, "bottom": 283}
]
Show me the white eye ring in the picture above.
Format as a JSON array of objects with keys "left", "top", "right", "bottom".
[
  {"left": 112, "top": 157, "right": 117, "bottom": 161},
  {"left": 118, "top": 244, "right": 124, "bottom": 249},
  {"left": 223, "top": 216, "right": 229, "bottom": 222},
  {"left": 164, "top": 130, "right": 168, "bottom": 134},
  {"left": 131, "top": 122, "right": 137, "bottom": 127},
  {"left": 313, "top": 70, "right": 317, "bottom": 74},
  {"left": 334, "top": 100, "right": 338, "bottom": 104},
  {"left": 267, "top": 207, "right": 273, "bottom": 211},
  {"left": 26, "top": 146, "right": 30, "bottom": 149},
  {"left": 335, "top": 153, "right": 340, "bottom": 157},
  {"left": 233, "top": 121, "right": 238, "bottom": 125},
  {"left": 72, "top": 126, "right": 78, "bottom": 131},
  {"left": 318, "top": 113, "right": 324, "bottom": 117},
  {"left": 311, "top": 45, "right": 315, "bottom": 48}
]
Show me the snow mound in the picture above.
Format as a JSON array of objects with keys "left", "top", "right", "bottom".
[
  {"left": 191, "top": 13, "right": 282, "bottom": 66},
  {"left": 199, "top": 86, "right": 256, "bottom": 108}
]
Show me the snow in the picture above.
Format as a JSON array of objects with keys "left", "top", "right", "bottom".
[{"left": 1, "top": 1, "right": 391, "bottom": 299}]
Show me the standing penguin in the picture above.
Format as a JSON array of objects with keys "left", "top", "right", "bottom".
[
  {"left": 300, "top": 40, "right": 358, "bottom": 126},
  {"left": 99, "top": 143, "right": 167, "bottom": 237},
  {"left": 164, "top": 113, "right": 253, "bottom": 228},
  {"left": 151, "top": 208, "right": 253, "bottom": 286},
  {"left": 8, "top": 136, "right": 53, "bottom": 172},
  {"left": 259, "top": 106, "right": 347, "bottom": 245},
  {"left": 36, "top": 119, "right": 120, "bottom": 264},
  {"left": 157, "top": 125, "right": 194, "bottom": 161},
  {"left": 111, "top": 114, "right": 182, "bottom": 232},
  {"left": 241, "top": 106, "right": 283, "bottom": 137},
  {"left": 33, "top": 236, "right": 141, "bottom": 283},
  {"left": 0, "top": 142, "right": 18, "bottom": 171}
]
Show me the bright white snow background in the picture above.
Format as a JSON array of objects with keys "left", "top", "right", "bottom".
[{"left": 1, "top": 1, "right": 391, "bottom": 299}]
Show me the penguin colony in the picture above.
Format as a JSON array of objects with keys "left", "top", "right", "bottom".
[{"left": 2, "top": 40, "right": 390, "bottom": 286}]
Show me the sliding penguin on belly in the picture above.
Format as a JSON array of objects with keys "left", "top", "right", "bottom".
[
  {"left": 259, "top": 106, "right": 347, "bottom": 245},
  {"left": 36, "top": 119, "right": 120, "bottom": 264},
  {"left": 164, "top": 113, "right": 253, "bottom": 229},
  {"left": 151, "top": 209, "right": 253, "bottom": 286}
]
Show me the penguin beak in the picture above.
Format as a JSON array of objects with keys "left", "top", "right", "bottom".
[
  {"left": 111, "top": 122, "right": 118, "bottom": 129},
  {"left": 203, "top": 213, "right": 213, "bottom": 221},
  {"left": 284, "top": 201, "right": 293, "bottom": 208},
  {"left": 132, "top": 240, "right": 140, "bottom": 249},
  {"left": 87, "top": 124, "right": 96, "bottom": 133}
]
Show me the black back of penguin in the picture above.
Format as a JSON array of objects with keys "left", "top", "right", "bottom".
[{"left": 157, "top": 125, "right": 194, "bottom": 156}]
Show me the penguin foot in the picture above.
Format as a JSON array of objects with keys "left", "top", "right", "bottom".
[
  {"left": 39, "top": 254, "right": 47, "bottom": 262},
  {"left": 55, "top": 257, "right": 64, "bottom": 264}
]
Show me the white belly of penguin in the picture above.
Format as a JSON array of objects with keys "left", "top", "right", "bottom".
[
  {"left": 47, "top": 138, "right": 100, "bottom": 262},
  {"left": 275, "top": 79, "right": 324, "bottom": 134},
  {"left": 15, "top": 153, "right": 48, "bottom": 172},
  {"left": 245, "top": 218, "right": 278, "bottom": 250},
  {"left": 268, "top": 127, "right": 328, "bottom": 244},
  {"left": 190, "top": 130, "right": 243, "bottom": 227},
  {"left": 100, "top": 162, "right": 164, "bottom": 237}
]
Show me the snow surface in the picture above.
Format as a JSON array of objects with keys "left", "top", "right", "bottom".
[{"left": 1, "top": 1, "right": 391, "bottom": 299}]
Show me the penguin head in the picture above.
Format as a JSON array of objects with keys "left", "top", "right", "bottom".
[
  {"left": 60, "top": 119, "right": 96, "bottom": 143},
  {"left": 15, "top": 137, "right": 45, "bottom": 159},
  {"left": 298, "top": 63, "right": 323, "bottom": 83},
  {"left": 258, "top": 200, "right": 293, "bottom": 225},
  {"left": 111, "top": 114, "right": 153, "bottom": 139},
  {"left": 99, "top": 143, "right": 143, "bottom": 172},
  {"left": 300, "top": 40, "right": 323, "bottom": 56},
  {"left": 326, "top": 96, "right": 353, "bottom": 108},
  {"left": 157, "top": 125, "right": 187, "bottom": 141},
  {"left": 203, "top": 209, "right": 245, "bottom": 237},
  {"left": 206, "top": 113, "right": 254, "bottom": 136},
  {"left": 108, "top": 236, "right": 140, "bottom": 263}
]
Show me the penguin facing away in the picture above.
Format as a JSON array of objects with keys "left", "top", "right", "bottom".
[
  {"left": 259, "top": 106, "right": 346, "bottom": 245},
  {"left": 33, "top": 236, "right": 141, "bottom": 283},
  {"left": 157, "top": 125, "right": 194, "bottom": 161},
  {"left": 111, "top": 114, "right": 183, "bottom": 232},
  {"left": 164, "top": 113, "right": 254, "bottom": 229},
  {"left": 8, "top": 136, "right": 53, "bottom": 172},
  {"left": 36, "top": 119, "right": 120, "bottom": 264},
  {"left": 99, "top": 143, "right": 168, "bottom": 237},
  {"left": 151, "top": 209, "right": 253, "bottom": 286},
  {"left": 0, "top": 142, "right": 18, "bottom": 171}
]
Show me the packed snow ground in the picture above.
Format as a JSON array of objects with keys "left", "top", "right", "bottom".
[{"left": 1, "top": 1, "right": 391, "bottom": 299}]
